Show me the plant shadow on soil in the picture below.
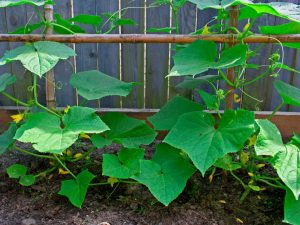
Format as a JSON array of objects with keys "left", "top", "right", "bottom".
[{"left": 0, "top": 142, "right": 287, "bottom": 225}]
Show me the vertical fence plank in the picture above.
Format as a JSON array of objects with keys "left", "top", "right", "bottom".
[
  {"left": 145, "top": 1, "right": 169, "bottom": 108},
  {"left": 121, "top": 0, "right": 145, "bottom": 108},
  {"left": 242, "top": 0, "right": 277, "bottom": 111},
  {"left": 168, "top": 2, "right": 197, "bottom": 100},
  {"left": 96, "top": 0, "right": 121, "bottom": 108},
  {"left": 5, "top": 5, "right": 33, "bottom": 104},
  {"left": 73, "top": 0, "right": 98, "bottom": 107},
  {"left": 0, "top": 8, "right": 14, "bottom": 106},
  {"left": 168, "top": 3, "right": 196, "bottom": 100},
  {"left": 194, "top": 8, "right": 219, "bottom": 104},
  {"left": 53, "top": 0, "right": 76, "bottom": 107},
  {"left": 26, "top": 5, "right": 46, "bottom": 105}
]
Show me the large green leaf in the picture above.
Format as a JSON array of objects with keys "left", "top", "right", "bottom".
[
  {"left": 10, "top": 22, "right": 44, "bottom": 34},
  {"left": 260, "top": 22, "right": 300, "bottom": 35},
  {"left": 168, "top": 41, "right": 247, "bottom": 77},
  {"left": 102, "top": 148, "right": 144, "bottom": 179},
  {"left": 132, "top": 144, "right": 196, "bottom": 206},
  {"left": 273, "top": 144, "right": 300, "bottom": 200},
  {"left": 53, "top": 14, "right": 85, "bottom": 34},
  {"left": 255, "top": 119, "right": 285, "bottom": 157},
  {"left": 58, "top": 170, "right": 95, "bottom": 208},
  {"left": 69, "top": 14, "right": 102, "bottom": 26},
  {"left": 0, "top": 73, "right": 16, "bottom": 93},
  {"left": 274, "top": 80, "right": 300, "bottom": 107},
  {"left": 176, "top": 75, "right": 220, "bottom": 89},
  {"left": 148, "top": 96, "right": 202, "bottom": 131},
  {"left": 164, "top": 110, "right": 255, "bottom": 175},
  {"left": 92, "top": 112, "right": 156, "bottom": 148},
  {"left": 214, "top": 154, "right": 241, "bottom": 171},
  {"left": 14, "top": 107, "right": 109, "bottom": 154},
  {"left": 70, "top": 70, "right": 136, "bottom": 100},
  {"left": 199, "top": 90, "right": 219, "bottom": 111},
  {"left": 284, "top": 189, "right": 300, "bottom": 225},
  {"left": 260, "top": 22, "right": 300, "bottom": 49},
  {"left": 188, "top": 0, "right": 251, "bottom": 9},
  {"left": 190, "top": 1, "right": 300, "bottom": 23},
  {"left": 0, "top": 123, "right": 17, "bottom": 154},
  {"left": 0, "top": 41, "right": 75, "bottom": 77},
  {"left": 0, "top": 0, "right": 52, "bottom": 7}
]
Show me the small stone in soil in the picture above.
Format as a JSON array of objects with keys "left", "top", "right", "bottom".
[{"left": 21, "top": 218, "right": 36, "bottom": 225}]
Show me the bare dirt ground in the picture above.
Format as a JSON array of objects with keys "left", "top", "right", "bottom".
[{"left": 0, "top": 145, "right": 286, "bottom": 225}]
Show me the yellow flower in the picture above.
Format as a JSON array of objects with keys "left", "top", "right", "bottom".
[
  {"left": 218, "top": 200, "right": 226, "bottom": 204},
  {"left": 11, "top": 113, "right": 24, "bottom": 123},
  {"left": 248, "top": 172, "right": 254, "bottom": 177},
  {"left": 256, "top": 164, "right": 266, "bottom": 169},
  {"left": 234, "top": 94, "right": 241, "bottom": 103},
  {"left": 64, "top": 105, "right": 71, "bottom": 114},
  {"left": 248, "top": 135, "right": 257, "bottom": 146},
  {"left": 58, "top": 168, "right": 69, "bottom": 175},
  {"left": 236, "top": 218, "right": 244, "bottom": 224},
  {"left": 202, "top": 25, "right": 211, "bottom": 35},
  {"left": 63, "top": 149, "right": 73, "bottom": 157},
  {"left": 243, "top": 22, "right": 251, "bottom": 31},
  {"left": 74, "top": 153, "right": 83, "bottom": 159},
  {"left": 107, "top": 177, "right": 119, "bottom": 187},
  {"left": 240, "top": 151, "right": 249, "bottom": 165},
  {"left": 80, "top": 133, "right": 91, "bottom": 139},
  {"left": 209, "top": 174, "right": 214, "bottom": 183}
]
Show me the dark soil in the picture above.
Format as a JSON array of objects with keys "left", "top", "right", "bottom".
[{"left": 0, "top": 143, "right": 286, "bottom": 225}]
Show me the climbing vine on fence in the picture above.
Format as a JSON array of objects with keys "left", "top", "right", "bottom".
[{"left": 1, "top": 1, "right": 300, "bottom": 224}]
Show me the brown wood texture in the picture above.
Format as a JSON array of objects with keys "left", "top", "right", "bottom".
[
  {"left": 44, "top": 4, "right": 56, "bottom": 109},
  {"left": 1, "top": 108, "right": 299, "bottom": 139},
  {"left": 226, "top": 6, "right": 239, "bottom": 109},
  {"left": 1, "top": 33, "right": 300, "bottom": 43}
]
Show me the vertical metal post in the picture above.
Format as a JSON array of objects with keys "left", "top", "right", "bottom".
[
  {"left": 44, "top": 4, "right": 56, "bottom": 108},
  {"left": 225, "top": 6, "right": 239, "bottom": 109}
]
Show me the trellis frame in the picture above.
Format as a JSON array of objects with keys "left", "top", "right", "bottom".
[{"left": 1, "top": 4, "right": 300, "bottom": 138}]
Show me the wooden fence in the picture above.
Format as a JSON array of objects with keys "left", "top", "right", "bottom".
[{"left": 0, "top": 0, "right": 300, "bottom": 112}]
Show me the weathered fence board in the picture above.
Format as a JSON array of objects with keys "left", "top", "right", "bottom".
[
  {"left": 145, "top": 0, "right": 169, "bottom": 108},
  {"left": 0, "top": 8, "right": 14, "bottom": 106},
  {"left": 0, "top": 0, "right": 300, "bottom": 112},
  {"left": 121, "top": 0, "right": 145, "bottom": 109},
  {"left": 97, "top": 0, "right": 121, "bottom": 108},
  {"left": 53, "top": 0, "right": 76, "bottom": 107}
]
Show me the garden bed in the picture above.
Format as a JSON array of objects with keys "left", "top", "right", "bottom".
[{"left": 0, "top": 143, "right": 285, "bottom": 225}]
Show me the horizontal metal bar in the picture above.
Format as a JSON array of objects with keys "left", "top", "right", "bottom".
[{"left": 0, "top": 34, "right": 300, "bottom": 44}]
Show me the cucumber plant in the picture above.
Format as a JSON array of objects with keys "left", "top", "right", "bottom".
[{"left": 1, "top": 1, "right": 300, "bottom": 224}]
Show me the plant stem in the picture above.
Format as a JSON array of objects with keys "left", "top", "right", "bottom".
[
  {"left": 51, "top": 23, "right": 76, "bottom": 34},
  {"left": 90, "top": 180, "right": 139, "bottom": 186},
  {"left": 35, "top": 166, "right": 57, "bottom": 178},
  {"left": 239, "top": 17, "right": 257, "bottom": 40},
  {"left": 218, "top": 69, "right": 235, "bottom": 87},
  {"left": 33, "top": 74, "right": 60, "bottom": 117},
  {"left": 267, "top": 102, "right": 284, "bottom": 120},
  {"left": 242, "top": 69, "right": 270, "bottom": 87},
  {"left": 240, "top": 187, "right": 251, "bottom": 203},
  {"left": 1, "top": 92, "right": 30, "bottom": 107},
  {"left": 256, "top": 179, "right": 286, "bottom": 190},
  {"left": 34, "top": 6, "right": 46, "bottom": 23},
  {"left": 230, "top": 170, "right": 246, "bottom": 189},
  {"left": 15, "top": 145, "right": 55, "bottom": 160},
  {"left": 172, "top": 9, "right": 180, "bottom": 34},
  {"left": 89, "top": 182, "right": 110, "bottom": 186},
  {"left": 53, "top": 154, "right": 76, "bottom": 179}
]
